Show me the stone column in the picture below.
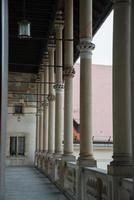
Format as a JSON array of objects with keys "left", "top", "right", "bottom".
[
  {"left": 48, "top": 44, "right": 55, "bottom": 155},
  {"left": 131, "top": 0, "right": 134, "bottom": 193},
  {"left": 41, "top": 64, "right": 45, "bottom": 152},
  {"left": 43, "top": 53, "right": 49, "bottom": 154},
  {"left": 108, "top": 0, "right": 132, "bottom": 176},
  {"left": 36, "top": 77, "right": 40, "bottom": 153},
  {"left": 54, "top": 15, "right": 64, "bottom": 156},
  {"left": 38, "top": 71, "right": 42, "bottom": 153},
  {"left": 63, "top": 0, "right": 75, "bottom": 161},
  {"left": 35, "top": 82, "right": 38, "bottom": 152},
  {"left": 39, "top": 67, "right": 44, "bottom": 153},
  {"left": 0, "top": 0, "right": 8, "bottom": 198},
  {"left": 35, "top": 76, "right": 40, "bottom": 166},
  {"left": 78, "top": 0, "right": 96, "bottom": 166}
]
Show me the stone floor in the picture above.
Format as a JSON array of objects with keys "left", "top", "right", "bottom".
[{"left": 5, "top": 167, "right": 68, "bottom": 200}]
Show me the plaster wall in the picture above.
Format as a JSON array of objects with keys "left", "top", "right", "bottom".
[{"left": 6, "top": 105, "right": 36, "bottom": 166}]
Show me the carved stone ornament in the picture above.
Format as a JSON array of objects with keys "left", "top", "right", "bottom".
[
  {"left": 64, "top": 66, "right": 75, "bottom": 78},
  {"left": 36, "top": 107, "right": 43, "bottom": 116},
  {"left": 78, "top": 37, "right": 95, "bottom": 59},
  {"left": 36, "top": 73, "right": 40, "bottom": 82},
  {"left": 47, "top": 94, "right": 55, "bottom": 101},
  {"left": 36, "top": 112, "right": 40, "bottom": 117},
  {"left": 53, "top": 83, "right": 64, "bottom": 91},
  {"left": 42, "top": 99, "right": 49, "bottom": 108},
  {"left": 39, "top": 107, "right": 44, "bottom": 113}
]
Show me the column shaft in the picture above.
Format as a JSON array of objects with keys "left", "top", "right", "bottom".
[
  {"left": 43, "top": 60, "right": 49, "bottom": 152},
  {"left": 108, "top": 0, "right": 132, "bottom": 176},
  {"left": 79, "top": 0, "right": 96, "bottom": 166},
  {"left": 55, "top": 24, "right": 64, "bottom": 155},
  {"left": 35, "top": 83, "right": 38, "bottom": 151},
  {"left": 0, "top": 0, "right": 8, "bottom": 198},
  {"left": 38, "top": 77, "right": 41, "bottom": 151},
  {"left": 36, "top": 81, "right": 40, "bottom": 152},
  {"left": 64, "top": 0, "right": 74, "bottom": 156},
  {"left": 112, "top": 0, "right": 131, "bottom": 162},
  {"left": 40, "top": 71, "right": 44, "bottom": 152},
  {"left": 131, "top": 0, "right": 134, "bottom": 192},
  {"left": 48, "top": 48, "right": 55, "bottom": 154}
]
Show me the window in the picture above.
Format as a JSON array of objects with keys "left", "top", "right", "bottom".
[
  {"left": 14, "top": 104, "right": 23, "bottom": 114},
  {"left": 10, "top": 137, "right": 17, "bottom": 156},
  {"left": 10, "top": 136, "right": 25, "bottom": 156},
  {"left": 18, "top": 137, "right": 25, "bottom": 155}
]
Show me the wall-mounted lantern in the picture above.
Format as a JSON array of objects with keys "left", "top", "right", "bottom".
[
  {"left": 18, "top": 0, "right": 31, "bottom": 39},
  {"left": 18, "top": 20, "right": 31, "bottom": 39}
]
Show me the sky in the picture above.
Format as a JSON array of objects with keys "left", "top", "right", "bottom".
[
  {"left": 92, "top": 11, "right": 113, "bottom": 65},
  {"left": 76, "top": 11, "right": 113, "bottom": 66}
]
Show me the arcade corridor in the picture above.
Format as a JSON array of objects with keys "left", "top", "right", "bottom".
[
  {"left": 5, "top": 167, "right": 67, "bottom": 200},
  {"left": 1, "top": 0, "right": 134, "bottom": 199}
]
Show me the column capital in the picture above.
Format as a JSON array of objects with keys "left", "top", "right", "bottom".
[
  {"left": 41, "top": 61, "right": 48, "bottom": 68},
  {"left": 48, "top": 93, "right": 55, "bottom": 101},
  {"left": 37, "top": 107, "right": 43, "bottom": 116},
  {"left": 43, "top": 104, "right": 49, "bottom": 110},
  {"left": 48, "top": 35, "right": 55, "bottom": 52},
  {"left": 55, "top": 10, "right": 64, "bottom": 31},
  {"left": 36, "top": 112, "right": 40, "bottom": 117},
  {"left": 55, "top": 21, "right": 64, "bottom": 32},
  {"left": 36, "top": 73, "right": 40, "bottom": 82},
  {"left": 40, "top": 63, "right": 45, "bottom": 71},
  {"left": 42, "top": 52, "right": 49, "bottom": 65},
  {"left": 36, "top": 79, "right": 40, "bottom": 83},
  {"left": 64, "top": 66, "right": 75, "bottom": 79},
  {"left": 78, "top": 37, "right": 95, "bottom": 59},
  {"left": 43, "top": 97, "right": 49, "bottom": 108},
  {"left": 38, "top": 68, "right": 43, "bottom": 75},
  {"left": 54, "top": 83, "right": 64, "bottom": 92},
  {"left": 48, "top": 45, "right": 55, "bottom": 51},
  {"left": 43, "top": 51, "right": 48, "bottom": 57}
]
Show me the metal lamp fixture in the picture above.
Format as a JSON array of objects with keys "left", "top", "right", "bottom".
[
  {"left": 18, "top": 0, "right": 31, "bottom": 39},
  {"left": 18, "top": 20, "right": 31, "bottom": 39}
]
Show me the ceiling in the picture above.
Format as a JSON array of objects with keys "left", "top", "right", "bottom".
[{"left": 9, "top": 0, "right": 113, "bottom": 74}]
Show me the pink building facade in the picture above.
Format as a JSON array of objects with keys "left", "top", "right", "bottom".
[{"left": 73, "top": 62, "right": 112, "bottom": 141}]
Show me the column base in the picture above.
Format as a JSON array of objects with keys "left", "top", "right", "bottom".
[
  {"left": 108, "top": 153, "right": 133, "bottom": 177},
  {"left": 36, "top": 151, "right": 42, "bottom": 169},
  {"left": 108, "top": 164, "right": 133, "bottom": 177},
  {"left": 62, "top": 154, "right": 76, "bottom": 162},
  {"left": 47, "top": 152, "right": 54, "bottom": 159},
  {"left": 42, "top": 150, "right": 47, "bottom": 155},
  {"left": 77, "top": 155, "right": 97, "bottom": 167},
  {"left": 53, "top": 152, "right": 62, "bottom": 159},
  {"left": 34, "top": 151, "right": 38, "bottom": 166}
]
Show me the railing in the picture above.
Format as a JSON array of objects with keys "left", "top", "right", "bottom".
[
  {"left": 119, "top": 178, "right": 133, "bottom": 200},
  {"left": 83, "top": 167, "right": 108, "bottom": 200},
  {"left": 62, "top": 164, "right": 133, "bottom": 200},
  {"left": 64, "top": 162, "right": 77, "bottom": 200},
  {"left": 36, "top": 153, "right": 133, "bottom": 200}
]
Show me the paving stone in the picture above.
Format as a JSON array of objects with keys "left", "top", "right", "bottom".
[{"left": 5, "top": 167, "right": 67, "bottom": 200}]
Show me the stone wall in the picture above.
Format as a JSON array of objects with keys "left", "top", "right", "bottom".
[{"left": 6, "top": 106, "right": 36, "bottom": 166}]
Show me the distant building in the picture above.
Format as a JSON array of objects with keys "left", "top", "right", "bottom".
[{"left": 73, "top": 62, "right": 112, "bottom": 143}]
